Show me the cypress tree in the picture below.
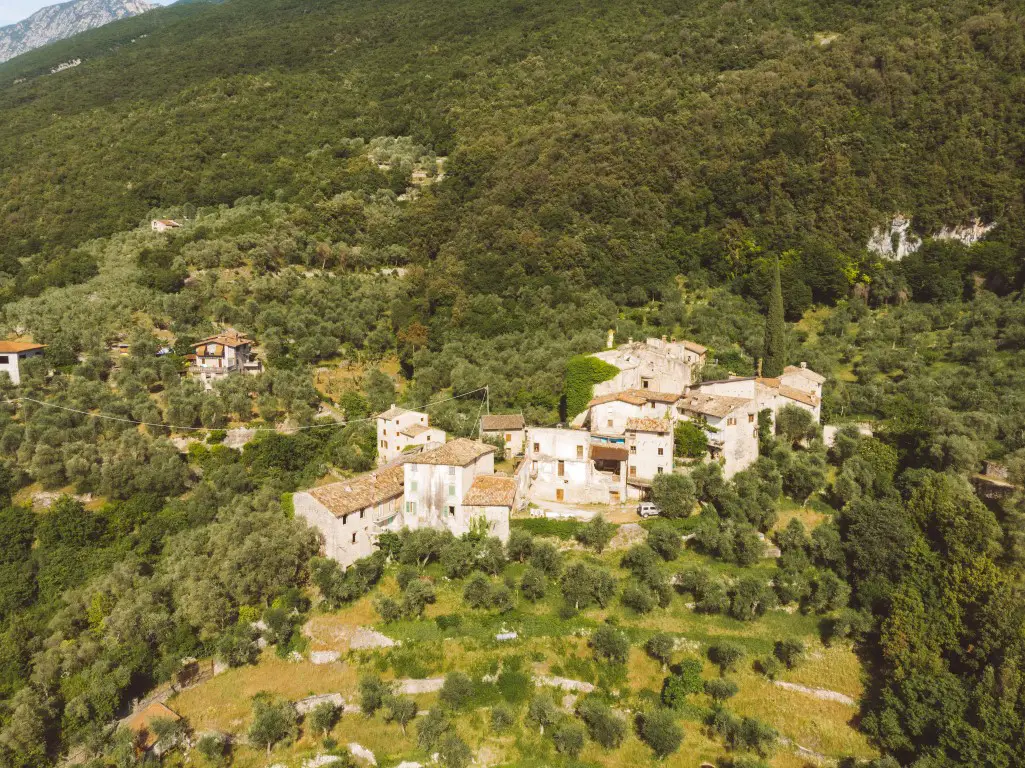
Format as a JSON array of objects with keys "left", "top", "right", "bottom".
[{"left": 763, "top": 257, "right": 786, "bottom": 377}]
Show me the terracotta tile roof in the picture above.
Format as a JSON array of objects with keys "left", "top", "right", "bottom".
[
  {"left": 124, "top": 702, "right": 180, "bottom": 749},
  {"left": 462, "top": 475, "right": 517, "bottom": 507},
  {"left": 410, "top": 438, "right": 496, "bottom": 466},
  {"left": 153, "top": 219, "right": 181, "bottom": 226},
  {"left": 480, "top": 414, "right": 525, "bottom": 431},
  {"left": 587, "top": 390, "right": 682, "bottom": 408},
  {"left": 626, "top": 417, "right": 671, "bottom": 433},
  {"left": 400, "top": 423, "right": 431, "bottom": 438},
  {"left": 0, "top": 341, "right": 45, "bottom": 353},
  {"left": 677, "top": 393, "right": 750, "bottom": 418},
  {"left": 683, "top": 340, "right": 707, "bottom": 354},
  {"left": 194, "top": 329, "right": 254, "bottom": 349},
  {"left": 784, "top": 364, "right": 826, "bottom": 385},
  {"left": 309, "top": 465, "right": 405, "bottom": 517},
  {"left": 778, "top": 385, "right": 819, "bottom": 407},
  {"left": 592, "top": 444, "right": 629, "bottom": 461},
  {"left": 755, "top": 377, "right": 781, "bottom": 388},
  {"left": 378, "top": 405, "right": 413, "bottom": 421}
]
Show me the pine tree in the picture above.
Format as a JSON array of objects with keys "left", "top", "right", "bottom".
[{"left": 763, "top": 257, "right": 786, "bottom": 377}]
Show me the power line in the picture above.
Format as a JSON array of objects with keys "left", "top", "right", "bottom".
[{"left": 4, "top": 386, "right": 489, "bottom": 434}]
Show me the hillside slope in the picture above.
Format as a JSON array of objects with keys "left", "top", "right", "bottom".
[
  {"left": 0, "top": 0, "right": 155, "bottom": 63},
  {"left": 0, "top": 0, "right": 1022, "bottom": 300}
]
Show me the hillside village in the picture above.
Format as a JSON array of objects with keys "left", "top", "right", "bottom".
[{"left": 296, "top": 336, "right": 824, "bottom": 569}]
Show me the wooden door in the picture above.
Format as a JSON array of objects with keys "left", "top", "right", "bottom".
[{"left": 556, "top": 488, "right": 564, "bottom": 501}]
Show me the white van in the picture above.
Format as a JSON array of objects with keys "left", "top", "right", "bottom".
[{"left": 637, "top": 502, "right": 661, "bottom": 518}]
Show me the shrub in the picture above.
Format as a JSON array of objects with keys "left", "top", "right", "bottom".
[
  {"left": 496, "top": 669, "right": 532, "bottom": 703},
  {"left": 520, "top": 566, "right": 547, "bottom": 601},
  {"left": 359, "top": 675, "right": 390, "bottom": 717},
  {"left": 575, "top": 514, "right": 616, "bottom": 553},
  {"left": 774, "top": 638, "right": 805, "bottom": 669},
  {"left": 639, "top": 709, "right": 683, "bottom": 758},
  {"left": 651, "top": 473, "right": 697, "bottom": 518},
  {"left": 529, "top": 541, "right": 564, "bottom": 576},
  {"left": 416, "top": 708, "right": 449, "bottom": 751},
  {"left": 307, "top": 701, "right": 340, "bottom": 736},
  {"left": 526, "top": 693, "right": 560, "bottom": 734},
  {"left": 491, "top": 703, "right": 515, "bottom": 731},
  {"left": 463, "top": 574, "right": 493, "bottom": 609},
  {"left": 708, "top": 641, "right": 745, "bottom": 674},
  {"left": 661, "top": 657, "right": 704, "bottom": 710},
  {"left": 506, "top": 529, "right": 534, "bottom": 561},
  {"left": 647, "top": 522, "right": 682, "bottom": 560},
  {"left": 704, "top": 678, "right": 739, "bottom": 703},
  {"left": 645, "top": 632, "right": 674, "bottom": 668},
  {"left": 756, "top": 656, "right": 783, "bottom": 680},
  {"left": 552, "top": 721, "right": 586, "bottom": 757},
  {"left": 248, "top": 696, "right": 298, "bottom": 755},
  {"left": 577, "top": 697, "right": 626, "bottom": 750},
  {"left": 591, "top": 624, "right": 630, "bottom": 665},
  {"left": 621, "top": 583, "right": 656, "bottom": 614},
  {"left": 437, "top": 733, "right": 472, "bottom": 768},
  {"left": 439, "top": 672, "right": 475, "bottom": 710}
]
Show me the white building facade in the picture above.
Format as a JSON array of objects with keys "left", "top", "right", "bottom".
[
  {"left": 0, "top": 341, "right": 45, "bottom": 385},
  {"left": 377, "top": 406, "right": 446, "bottom": 465}
]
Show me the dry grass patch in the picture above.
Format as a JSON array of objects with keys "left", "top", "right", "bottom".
[
  {"left": 783, "top": 643, "right": 864, "bottom": 699},
  {"left": 170, "top": 653, "right": 358, "bottom": 733},
  {"left": 730, "top": 668, "right": 874, "bottom": 759}
]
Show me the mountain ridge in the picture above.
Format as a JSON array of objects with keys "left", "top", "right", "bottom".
[{"left": 0, "top": 0, "right": 155, "bottom": 63}]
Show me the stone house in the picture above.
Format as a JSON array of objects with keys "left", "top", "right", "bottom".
[
  {"left": 587, "top": 389, "right": 682, "bottom": 434},
  {"left": 591, "top": 336, "right": 706, "bottom": 396},
  {"left": 402, "top": 438, "right": 498, "bottom": 537},
  {"left": 625, "top": 417, "right": 673, "bottom": 483},
  {"left": 295, "top": 438, "right": 514, "bottom": 568},
  {"left": 377, "top": 405, "right": 446, "bottom": 465},
  {"left": 0, "top": 341, "right": 45, "bottom": 385},
  {"left": 480, "top": 413, "right": 526, "bottom": 456},
  {"left": 460, "top": 474, "right": 517, "bottom": 541},
  {"left": 675, "top": 392, "right": 760, "bottom": 478},
  {"left": 293, "top": 464, "right": 406, "bottom": 568},
  {"left": 190, "top": 330, "right": 261, "bottom": 388},
  {"left": 527, "top": 427, "right": 613, "bottom": 504},
  {"left": 151, "top": 219, "right": 181, "bottom": 232}
]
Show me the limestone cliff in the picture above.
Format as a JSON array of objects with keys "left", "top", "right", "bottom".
[{"left": 0, "top": 0, "right": 155, "bottom": 63}]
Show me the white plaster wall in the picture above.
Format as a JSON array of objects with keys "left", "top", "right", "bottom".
[{"left": 628, "top": 430, "right": 673, "bottom": 480}]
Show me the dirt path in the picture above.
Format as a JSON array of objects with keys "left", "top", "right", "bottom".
[{"left": 774, "top": 680, "right": 856, "bottom": 705}]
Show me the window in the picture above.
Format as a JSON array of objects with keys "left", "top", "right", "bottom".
[
  {"left": 383, "top": 429, "right": 387, "bottom": 436},
  {"left": 630, "top": 466, "right": 637, "bottom": 477},
  {"left": 558, "top": 460, "right": 565, "bottom": 477},
  {"left": 410, "top": 481, "right": 418, "bottom": 492},
  {"left": 351, "top": 532, "right": 357, "bottom": 544},
  {"left": 658, "top": 447, "right": 664, "bottom": 456},
  {"left": 506, "top": 433, "right": 512, "bottom": 442},
  {"left": 360, "top": 510, "right": 365, "bottom": 519},
  {"left": 342, "top": 514, "right": 348, "bottom": 525},
  {"left": 657, "top": 466, "right": 664, "bottom": 474},
  {"left": 448, "top": 506, "right": 455, "bottom": 516},
  {"left": 641, "top": 378, "right": 651, "bottom": 389},
  {"left": 576, "top": 445, "right": 583, "bottom": 460},
  {"left": 727, "top": 417, "right": 737, "bottom": 426},
  {"left": 630, "top": 445, "right": 637, "bottom": 454},
  {"left": 533, "top": 442, "right": 540, "bottom": 453},
  {"left": 607, "top": 419, "right": 613, "bottom": 428},
  {"left": 448, "top": 484, "right": 455, "bottom": 496},
  {"left": 448, "top": 466, "right": 455, "bottom": 476},
  {"left": 0, "top": 356, "right": 7, "bottom": 364},
  {"left": 406, "top": 501, "right": 417, "bottom": 515},
  {"left": 410, "top": 464, "right": 417, "bottom": 473},
  {"left": 748, "top": 413, "right": 755, "bottom": 423}
]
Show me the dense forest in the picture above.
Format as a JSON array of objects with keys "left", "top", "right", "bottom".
[{"left": 1, "top": 0, "right": 1025, "bottom": 765}]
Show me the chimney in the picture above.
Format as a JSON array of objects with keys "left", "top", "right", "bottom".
[
  {"left": 800, "top": 361, "right": 807, "bottom": 369},
  {"left": 757, "top": 358, "right": 763, "bottom": 377},
  {"left": 661, "top": 335, "right": 667, "bottom": 343},
  {"left": 628, "top": 337, "right": 633, "bottom": 345},
  {"left": 607, "top": 329, "right": 615, "bottom": 349}
]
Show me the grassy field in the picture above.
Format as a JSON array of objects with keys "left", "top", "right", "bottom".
[{"left": 166, "top": 521, "right": 875, "bottom": 768}]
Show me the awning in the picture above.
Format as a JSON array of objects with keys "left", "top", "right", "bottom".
[{"left": 591, "top": 445, "right": 629, "bottom": 462}]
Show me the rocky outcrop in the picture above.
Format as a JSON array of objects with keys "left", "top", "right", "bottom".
[
  {"left": 867, "top": 214, "right": 997, "bottom": 261},
  {"left": 0, "top": 0, "right": 155, "bottom": 64}
]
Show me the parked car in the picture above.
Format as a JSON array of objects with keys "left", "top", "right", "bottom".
[{"left": 637, "top": 502, "right": 661, "bottom": 518}]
